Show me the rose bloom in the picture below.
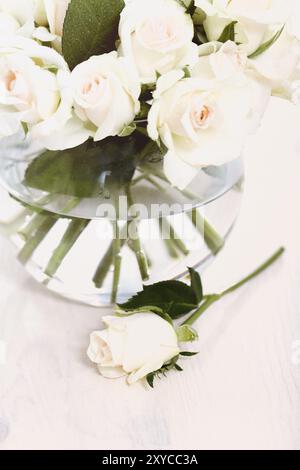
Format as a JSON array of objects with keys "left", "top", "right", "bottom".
[
  {"left": 0, "top": 0, "right": 36, "bottom": 36},
  {"left": 87, "top": 314, "right": 180, "bottom": 384},
  {"left": 148, "top": 42, "right": 270, "bottom": 189},
  {"left": 71, "top": 52, "right": 141, "bottom": 142},
  {"left": 0, "top": 36, "right": 73, "bottom": 145},
  {"left": 119, "top": 0, "right": 198, "bottom": 84},
  {"left": 249, "top": 27, "right": 300, "bottom": 89},
  {"left": 195, "top": 0, "right": 296, "bottom": 55},
  {"left": 0, "top": 0, "right": 65, "bottom": 44},
  {"left": 38, "top": 0, "right": 70, "bottom": 36},
  {"left": 34, "top": 0, "right": 71, "bottom": 49}
]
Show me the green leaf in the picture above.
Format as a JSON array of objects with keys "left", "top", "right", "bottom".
[
  {"left": 217, "top": 21, "right": 237, "bottom": 43},
  {"left": 188, "top": 267, "right": 203, "bottom": 303},
  {"left": 146, "top": 374, "right": 155, "bottom": 388},
  {"left": 24, "top": 136, "right": 144, "bottom": 198},
  {"left": 176, "top": 325, "right": 199, "bottom": 342},
  {"left": 193, "top": 24, "right": 209, "bottom": 45},
  {"left": 118, "top": 280, "right": 199, "bottom": 319},
  {"left": 174, "top": 364, "right": 184, "bottom": 372},
  {"left": 248, "top": 25, "right": 285, "bottom": 59},
  {"left": 183, "top": 66, "right": 191, "bottom": 78},
  {"left": 117, "top": 306, "right": 174, "bottom": 325},
  {"left": 62, "top": 0, "right": 125, "bottom": 70},
  {"left": 186, "top": 0, "right": 196, "bottom": 16},
  {"left": 118, "top": 123, "right": 136, "bottom": 137},
  {"left": 180, "top": 351, "right": 198, "bottom": 357}
]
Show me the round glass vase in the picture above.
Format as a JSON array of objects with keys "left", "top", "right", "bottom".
[{"left": 0, "top": 134, "right": 244, "bottom": 307}]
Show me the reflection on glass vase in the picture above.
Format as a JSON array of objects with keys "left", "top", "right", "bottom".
[{"left": 0, "top": 134, "right": 244, "bottom": 306}]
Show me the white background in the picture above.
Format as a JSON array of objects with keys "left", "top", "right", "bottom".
[{"left": 0, "top": 97, "right": 300, "bottom": 450}]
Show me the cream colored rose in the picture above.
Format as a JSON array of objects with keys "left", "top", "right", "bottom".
[
  {"left": 34, "top": 0, "right": 71, "bottom": 49},
  {"left": 71, "top": 52, "right": 141, "bottom": 142},
  {"left": 195, "top": 0, "right": 295, "bottom": 55},
  {"left": 0, "top": 36, "right": 73, "bottom": 145},
  {"left": 0, "top": 0, "right": 69, "bottom": 43},
  {"left": 0, "top": 12, "right": 21, "bottom": 35},
  {"left": 249, "top": 27, "right": 300, "bottom": 87},
  {"left": 87, "top": 314, "right": 180, "bottom": 384},
  {"left": 0, "top": 0, "right": 36, "bottom": 37},
  {"left": 43, "top": 0, "right": 70, "bottom": 36},
  {"left": 119, "top": 0, "right": 198, "bottom": 84},
  {"left": 148, "top": 50, "right": 270, "bottom": 189}
]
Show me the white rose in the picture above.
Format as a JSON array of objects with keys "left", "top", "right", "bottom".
[
  {"left": 0, "top": 36, "right": 73, "bottom": 145},
  {"left": 71, "top": 52, "right": 141, "bottom": 142},
  {"left": 0, "top": 12, "right": 21, "bottom": 35},
  {"left": 34, "top": 0, "right": 71, "bottom": 48},
  {"left": 148, "top": 47, "right": 270, "bottom": 189},
  {"left": 0, "top": 0, "right": 36, "bottom": 37},
  {"left": 248, "top": 27, "right": 300, "bottom": 87},
  {"left": 198, "top": 0, "right": 300, "bottom": 89},
  {"left": 119, "top": 0, "right": 198, "bottom": 84},
  {"left": 198, "top": 40, "right": 248, "bottom": 81},
  {"left": 87, "top": 314, "right": 180, "bottom": 384},
  {"left": 0, "top": 0, "right": 68, "bottom": 43},
  {"left": 196, "top": 0, "right": 295, "bottom": 55}
]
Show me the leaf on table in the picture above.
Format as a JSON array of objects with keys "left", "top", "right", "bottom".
[
  {"left": 188, "top": 267, "right": 203, "bottom": 303},
  {"left": 118, "top": 280, "right": 199, "bottom": 319}
]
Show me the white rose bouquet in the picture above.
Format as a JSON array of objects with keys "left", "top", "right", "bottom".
[{"left": 1, "top": 0, "right": 300, "bottom": 187}]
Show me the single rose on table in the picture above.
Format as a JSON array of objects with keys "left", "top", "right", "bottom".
[
  {"left": 87, "top": 313, "right": 180, "bottom": 385},
  {"left": 87, "top": 249, "right": 285, "bottom": 388}
]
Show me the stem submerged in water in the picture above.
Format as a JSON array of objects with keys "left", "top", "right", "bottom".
[
  {"left": 111, "top": 197, "right": 122, "bottom": 304},
  {"left": 182, "top": 247, "right": 285, "bottom": 326},
  {"left": 93, "top": 222, "right": 129, "bottom": 289},
  {"left": 126, "top": 186, "right": 150, "bottom": 282},
  {"left": 17, "top": 198, "right": 81, "bottom": 267},
  {"left": 18, "top": 216, "right": 57, "bottom": 265},
  {"left": 189, "top": 208, "right": 224, "bottom": 255},
  {"left": 45, "top": 218, "right": 90, "bottom": 278}
]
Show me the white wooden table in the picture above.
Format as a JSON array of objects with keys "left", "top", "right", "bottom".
[{"left": 0, "top": 98, "right": 300, "bottom": 450}]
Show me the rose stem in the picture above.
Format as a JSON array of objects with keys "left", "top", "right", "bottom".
[
  {"left": 126, "top": 186, "right": 150, "bottom": 281},
  {"left": 1, "top": 195, "right": 53, "bottom": 239},
  {"left": 111, "top": 197, "right": 122, "bottom": 304},
  {"left": 159, "top": 218, "right": 179, "bottom": 259},
  {"left": 19, "top": 213, "right": 49, "bottom": 241},
  {"left": 18, "top": 195, "right": 79, "bottom": 241},
  {"left": 182, "top": 247, "right": 285, "bottom": 326},
  {"left": 141, "top": 165, "right": 197, "bottom": 200},
  {"left": 188, "top": 208, "right": 224, "bottom": 255},
  {"left": 18, "top": 216, "right": 57, "bottom": 265},
  {"left": 93, "top": 222, "right": 129, "bottom": 289},
  {"left": 164, "top": 218, "right": 190, "bottom": 256},
  {"left": 44, "top": 218, "right": 90, "bottom": 278},
  {"left": 133, "top": 172, "right": 188, "bottom": 259},
  {"left": 18, "top": 197, "right": 81, "bottom": 265},
  {"left": 140, "top": 166, "right": 225, "bottom": 254}
]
